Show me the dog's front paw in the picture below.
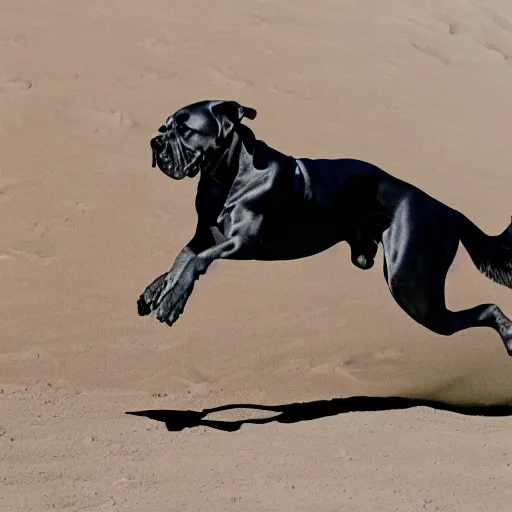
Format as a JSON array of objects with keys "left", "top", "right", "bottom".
[
  {"left": 154, "top": 280, "right": 195, "bottom": 327},
  {"left": 137, "top": 295, "right": 152, "bottom": 316},
  {"left": 137, "top": 272, "right": 170, "bottom": 316},
  {"left": 141, "top": 260, "right": 199, "bottom": 326}
]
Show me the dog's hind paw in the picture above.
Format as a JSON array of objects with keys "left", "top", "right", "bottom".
[
  {"left": 493, "top": 307, "right": 512, "bottom": 356},
  {"left": 502, "top": 332, "right": 512, "bottom": 357}
]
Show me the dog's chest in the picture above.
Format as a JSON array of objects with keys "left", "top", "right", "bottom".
[{"left": 196, "top": 177, "right": 232, "bottom": 233}]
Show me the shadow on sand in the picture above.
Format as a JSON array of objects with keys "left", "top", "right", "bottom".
[{"left": 126, "top": 396, "right": 512, "bottom": 432}]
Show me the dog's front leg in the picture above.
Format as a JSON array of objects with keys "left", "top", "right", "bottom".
[
  {"left": 153, "top": 236, "right": 248, "bottom": 327},
  {"left": 137, "top": 247, "right": 197, "bottom": 316},
  {"left": 137, "top": 222, "right": 217, "bottom": 317}
]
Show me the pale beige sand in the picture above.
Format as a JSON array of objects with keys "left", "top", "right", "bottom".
[{"left": 2, "top": 0, "right": 512, "bottom": 510}]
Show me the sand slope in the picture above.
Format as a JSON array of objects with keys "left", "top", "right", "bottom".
[{"left": 2, "top": 0, "right": 512, "bottom": 510}]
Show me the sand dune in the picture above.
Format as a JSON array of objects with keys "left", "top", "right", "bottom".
[{"left": 2, "top": 0, "right": 512, "bottom": 510}]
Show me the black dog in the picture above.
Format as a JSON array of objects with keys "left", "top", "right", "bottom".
[{"left": 138, "top": 99, "right": 512, "bottom": 356}]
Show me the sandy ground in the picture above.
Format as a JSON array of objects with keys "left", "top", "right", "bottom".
[{"left": 2, "top": 0, "right": 512, "bottom": 510}]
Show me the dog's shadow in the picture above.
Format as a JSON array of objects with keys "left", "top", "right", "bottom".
[{"left": 126, "top": 396, "right": 512, "bottom": 432}]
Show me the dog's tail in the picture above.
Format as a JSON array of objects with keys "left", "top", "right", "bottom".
[{"left": 457, "top": 212, "right": 512, "bottom": 288}]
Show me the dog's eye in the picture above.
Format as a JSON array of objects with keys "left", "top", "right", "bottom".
[{"left": 176, "top": 124, "right": 192, "bottom": 136}]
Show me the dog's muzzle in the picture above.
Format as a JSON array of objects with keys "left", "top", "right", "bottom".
[
  {"left": 150, "top": 136, "right": 162, "bottom": 169},
  {"left": 150, "top": 133, "right": 203, "bottom": 180}
]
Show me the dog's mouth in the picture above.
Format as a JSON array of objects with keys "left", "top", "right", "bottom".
[{"left": 150, "top": 134, "right": 202, "bottom": 180}]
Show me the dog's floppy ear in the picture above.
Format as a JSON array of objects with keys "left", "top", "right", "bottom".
[
  {"left": 239, "top": 104, "right": 257, "bottom": 121},
  {"left": 211, "top": 101, "right": 257, "bottom": 140}
]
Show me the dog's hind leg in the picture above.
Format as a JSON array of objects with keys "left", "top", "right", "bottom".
[{"left": 382, "top": 201, "right": 512, "bottom": 355}]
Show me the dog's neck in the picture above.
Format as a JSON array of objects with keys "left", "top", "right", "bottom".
[
  {"left": 201, "top": 134, "right": 240, "bottom": 184},
  {"left": 198, "top": 124, "right": 305, "bottom": 202},
  {"left": 199, "top": 126, "right": 254, "bottom": 189}
]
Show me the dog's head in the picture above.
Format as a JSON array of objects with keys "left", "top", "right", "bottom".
[{"left": 150, "top": 100, "right": 257, "bottom": 180}]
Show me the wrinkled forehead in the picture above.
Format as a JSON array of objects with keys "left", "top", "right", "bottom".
[{"left": 164, "top": 101, "right": 218, "bottom": 132}]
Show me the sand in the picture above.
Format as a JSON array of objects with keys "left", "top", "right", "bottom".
[{"left": 2, "top": 0, "right": 512, "bottom": 510}]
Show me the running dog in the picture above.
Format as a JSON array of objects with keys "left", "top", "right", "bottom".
[{"left": 137, "top": 99, "right": 512, "bottom": 355}]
